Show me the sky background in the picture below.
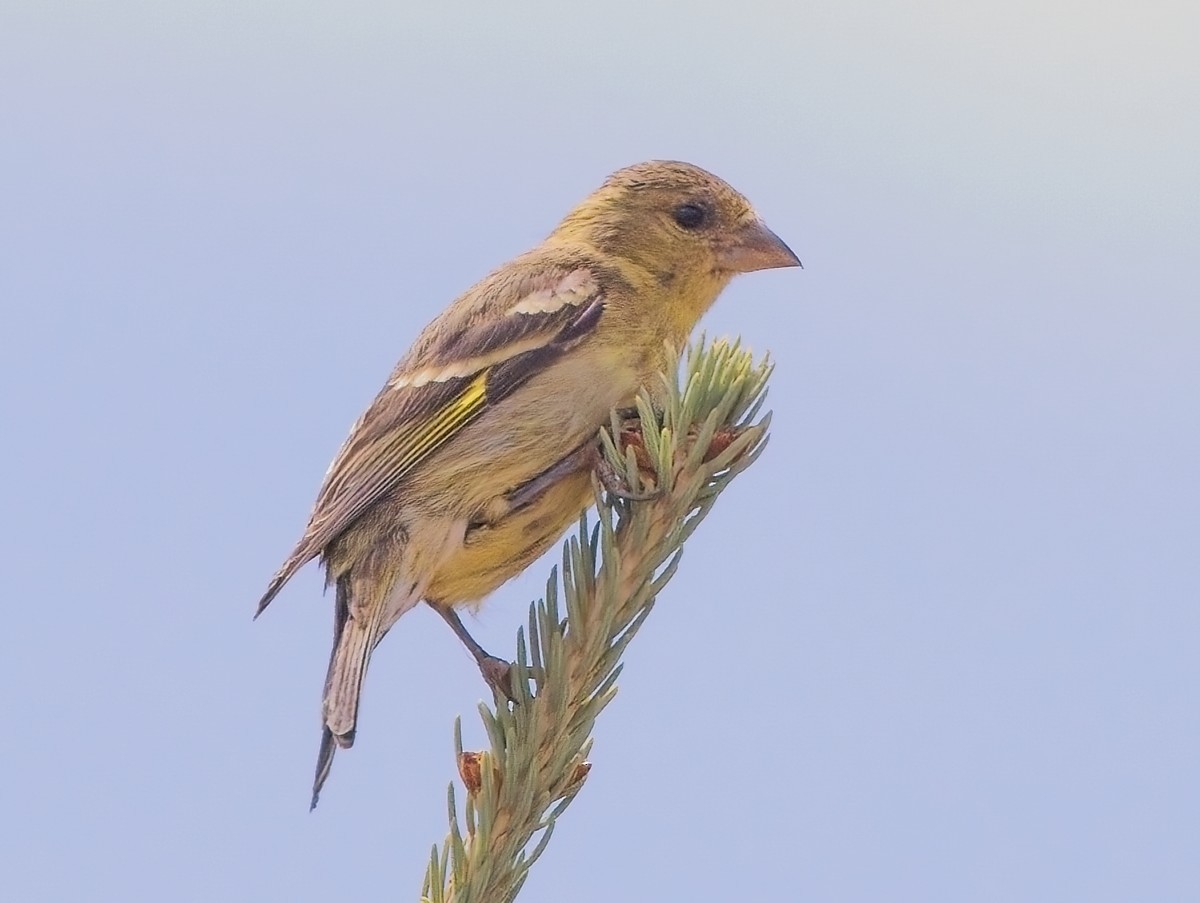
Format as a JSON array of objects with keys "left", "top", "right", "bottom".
[{"left": 3, "top": 2, "right": 1198, "bottom": 900}]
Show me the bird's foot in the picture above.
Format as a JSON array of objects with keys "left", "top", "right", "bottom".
[
  {"left": 478, "top": 655, "right": 518, "bottom": 703},
  {"left": 595, "top": 419, "right": 662, "bottom": 501}
]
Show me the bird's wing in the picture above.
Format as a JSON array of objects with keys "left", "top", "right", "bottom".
[{"left": 256, "top": 265, "right": 605, "bottom": 615}]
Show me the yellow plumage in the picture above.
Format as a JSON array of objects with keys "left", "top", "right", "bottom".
[{"left": 257, "top": 160, "right": 800, "bottom": 807}]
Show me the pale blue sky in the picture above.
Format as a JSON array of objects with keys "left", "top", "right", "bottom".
[{"left": 3, "top": 2, "right": 1197, "bottom": 901}]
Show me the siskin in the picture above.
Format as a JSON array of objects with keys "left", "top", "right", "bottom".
[{"left": 257, "top": 161, "right": 800, "bottom": 807}]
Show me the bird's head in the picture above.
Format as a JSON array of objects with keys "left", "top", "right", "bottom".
[{"left": 550, "top": 161, "right": 799, "bottom": 326}]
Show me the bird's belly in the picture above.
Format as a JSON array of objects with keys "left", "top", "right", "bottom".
[
  {"left": 405, "top": 344, "right": 646, "bottom": 605},
  {"left": 423, "top": 467, "right": 593, "bottom": 606}
]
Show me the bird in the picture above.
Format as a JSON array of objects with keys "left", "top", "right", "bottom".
[{"left": 256, "top": 160, "right": 800, "bottom": 808}]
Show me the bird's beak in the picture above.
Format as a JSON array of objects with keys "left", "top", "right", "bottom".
[{"left": 717, "top": 217, "right": 802, "bottom": 273}]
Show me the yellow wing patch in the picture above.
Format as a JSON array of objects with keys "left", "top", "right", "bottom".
[
  {"left": 393, "top": 371, "right": 489, "bottom": 470},
  {"left": 352, "top": 371, "right": 489, "bottom": 486}
]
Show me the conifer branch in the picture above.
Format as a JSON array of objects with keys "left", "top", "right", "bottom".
[{"left": 421, "top": 338, "right": 773, "bottom": 903}]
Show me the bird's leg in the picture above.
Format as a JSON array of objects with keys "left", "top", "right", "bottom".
[
  {"left": 429, "top": 602, "right": 516, "bottom": 701},
  {"left": 504, "top": 437, "right": 656, "bottom": 508},
  {"left": 504, "top": 441, "right": 595, "bottom": 511},
  {"left": 504, "top": 415, "right": 664, "bottom": 513}
]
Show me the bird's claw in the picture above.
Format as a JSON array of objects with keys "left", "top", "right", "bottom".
[
  {"left": 595, "top": 452, "right": 661, "bottom": 501},
  {"left": 594, "top": 417, "right": 663, "bottom": 501}
]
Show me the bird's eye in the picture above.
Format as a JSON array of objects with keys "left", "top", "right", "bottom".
[{"left": 673, "top": 202, "right": 709, "bottom": 230}]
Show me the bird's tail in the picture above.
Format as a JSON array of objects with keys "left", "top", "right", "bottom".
[{"left": 310, "top": 573, "right": 386, "bottom": 809}]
